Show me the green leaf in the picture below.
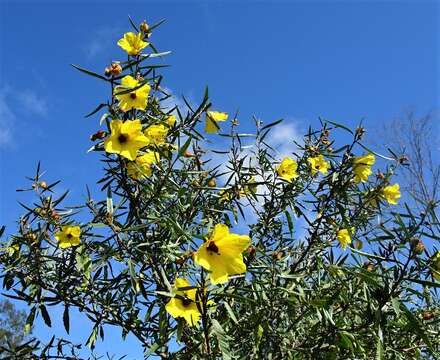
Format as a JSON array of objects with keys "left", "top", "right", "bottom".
[
  {"left": 63, "top": 305, "right": 70, "bottom": 334},
  {"left": 261, "top": 118, "right": 283, "bottom": 131},
  {"left": 85, "top": 103, "right": 107, "bottom": 118},
  {"left": 40, "top": 305, "right": 52, "bottom": 328},
  {"left": 71, "top": 64, "right": 109, "bottom": 81},
  {"left": 144, "top": 342, "right": 160, "bottom": 358},
  {"left": 223, "top": 301, "right": 238, "bottom": 324},
  {"left": 177, "top": 136, "right": 192, "bottom": 159},
  {"left": 211, "top": 319, "right": 233, "bottom": 360},
  {"left": 86, "top": 326, "right": 99, "bottom": 349}
]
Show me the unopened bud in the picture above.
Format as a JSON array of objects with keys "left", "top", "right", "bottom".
[
  {"left": 355, "top": 126, "right": 366, "bottom": 139},
  {"left": 183, "top": 150, "right": 194, "bottom": 158},
  {"left": 272, "top": 251, "right": 284, "bottom": 261},
  {"left": 398, "top": 155, "right": 409, "bottom": 165},
  {"left": 39, "top": 181, "right": 47, "bottom": 189},
  {"left": 247, "top": 246, "right": 257, "bottom": 256},
  {"left": 364, "top": 261, "right": 374, "bottom": 272},
  {"left": 90, "top": 130, "right": 107, "bottom": 141},
  {"left": 140, "top": 21, "right": 150, "bottom": 34},
  {"left": 208, "top": 179, "right": 216, "bottom": 187},
  {"left": 376, "top": 171, "right": 385, "bottom": 180},
  {"left": 354, "top": 240, "right": 363, "bottom": 250},
  {"left": 410, "top": 237, "right": 425, "bottom": 255},
  {"left": 422, "top": 311, "right": 435, "bottom": 321},
  {"left": 105, "top": 63, "right": 122, "bottom": 77},
  {"left": 175, "top": 256, "right": 187, "bottom": 265}
]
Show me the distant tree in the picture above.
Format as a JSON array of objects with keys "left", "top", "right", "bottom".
[
  {"left": 382, "top": 110, "right": 439, "bottom": 214},
  {"left": 0, "top": 299, "right": 28, "bottom": 351}
]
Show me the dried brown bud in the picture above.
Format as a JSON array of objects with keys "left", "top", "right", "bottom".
[
  {"left": 140, "top": 21, "right": 150, "bottom": 33},
  {"left": 183, "top": 150, "right": 194, "bottom": 158},
  {"left": 175, "top": 256, "right": 187, "bottom": 265},
  {"left": 207, "top": 179, "right": 217, "bottom": 187},
  {"left": 410, "top": 237, "right": 425, "bottom": 255},
  {"left": 422, "top": 311, "right": 435, "bottom": 321},
  {"left": 90, "top": 130, "right": 107, "bottom": 141},
  {"left": 247, "top": 246, "right": 257, "bottom": 256},
  {"left": 364, "top": 261, "right": 374, "bottom": 272},
  {"left": 398, "top": 155, "right": 409, "bottom": 165},
  {"left": 272, "top": 251, "right": 284, "bottom": 261},
  {"left": 376, "top": 171, "right": 385, "bottom": 180},
  {"left": 355, "top": 126, "right": 366, "bottom": 138},
  {"left": 51, "top": 209, "right": 61, "bottom": 222},
  {"left": 105, "top": 63, "right": 122, "bottom": 77}
]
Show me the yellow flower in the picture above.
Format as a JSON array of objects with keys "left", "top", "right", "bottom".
[
  {"left": 337, "top": 228, "right": 352, "bottom": 250},
  {"left": 144, "top": 124, "right": 169, "bottom": 145},
  {"left": 204, "top": 111, "right": 228, "bottom": 134},
  {"left": 165, "top": 115, "right": 176, "bottom": 127},
  {"left": 127, "top": 151, "right": 160, "bottom": 179},
  {"left": 114, "top": 75, "right": 150, "bottom": 112},
  {"left": 218, "top": 189, "right": 233, "bottom": 202},
  {"left": 194, "top": 224, "right": 251, "bottom": 285},
  {"left": 117, "top": 32, "right": 148, "bottom": 56},
  {"left": 241, "top": 177, "right": 258, "bottom": 196},
  {"left": 432, "top": 251, "right": 440, "bottom": 280},
  {"left": 7, "top": 244, "right": 20, "bottom": 256},
  {"left": 352, "top": 153, "right": 375, "bottom": 183},
  {"left": 54, "top": 226, "right": 81, "bottom": 249},
  {"left": 165, "top": 278, "right": 201, "bottom": 326},
  {"left": 277, "top": 157, "right": 298, "bottom": 182},
  {"left": 307, "top": 155, "right": 330, "bottom": 175},
  {"left": 382, "top": 183, "right": 401, "bottom": 205},
  {"left": 104, "top": 119, "right": 150, "bottom": 161}
]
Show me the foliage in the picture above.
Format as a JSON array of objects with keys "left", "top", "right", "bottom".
[
  {"left": 0, "top": 300, "right": 28, "bottom": 352},
  {"left": 1, "top": 18, "right": 439, "bottom": 359}
]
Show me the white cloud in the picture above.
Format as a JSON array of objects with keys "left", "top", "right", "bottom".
[
  {"left": 0, "top": 87, "right": 49, "bottom": 148},
  {"left": 17, "top": 90, "right": 48, "bottom": 117},
  {"left": 84, "top": 26, "right": 124, "bottom": 59},
  {"left": 265, "top": 119, "right": 303, "bottom": 159},
  {"left": 0, "top": 89, "right": 14, "bottom": 147}
]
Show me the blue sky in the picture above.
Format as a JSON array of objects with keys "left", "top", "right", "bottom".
[{"left": 0, "top": 0, "right": 439, "bottom": 358}]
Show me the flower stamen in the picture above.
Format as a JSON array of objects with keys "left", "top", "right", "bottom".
[
  {"left": 118, "top": 134, "right": 128, "bottom": 143},
  {"left": 207, "top": 241, "right": 219, "bottom": 254}
]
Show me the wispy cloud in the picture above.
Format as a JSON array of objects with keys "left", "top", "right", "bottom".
[
  {"left": 0, "top": 86, "right": 49, "bottom": 148},
  {"left": 17, "top": 90, "right": 48, "bottom": 117},
  {"left": 0, "top": 89, "right": 15, "bottom": 147},
  {"left": 84, "top": 26, "right": 124, "bottom": 59},
  {"left": 266, "top": 119, "right": 303, "bottom": 159}
]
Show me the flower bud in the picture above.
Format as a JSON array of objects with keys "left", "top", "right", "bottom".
[
  {"left": 272, "top": 251, "right": 284, "bottom": 261},
  {"left": 376, "top": 171, "right": 385, "bottom": 180},
  {"left": 247, "top": 246, "right": 257, "bottom": 256},
  {"left": 183, "top": 150, "right": 194, "bottom": 158},
  {"left": 422, "top": 311, "right": 435, "bottom": 321},
  {"left": 364, "top": 261, "right": 374, "bottom": 272},
  {"left": 140, "top": 21, "right": 150, "bottom": 33},
  {"left": 355, "top": 126, "right": 366, "bottom": 139},
  {"left": 208, "top": 179, "right": 216, "bottom": 187},
  {"left": 398, "top": 155, "right": 409, "bottom": 165},
  {"left": 90, "top": 130, "right": 107, "bottom": 141},
  {"left": 411, "top": 237, "right": 425, "bottom": 255},
  {"left": 39, "top": 181, "right": 47, "bottom": 189},
  {"left": 105, "top": 63, "right": 122, "bottom": 77},
  {"left": 354, "top": 240, "right": 363, "bottom": 250}
]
